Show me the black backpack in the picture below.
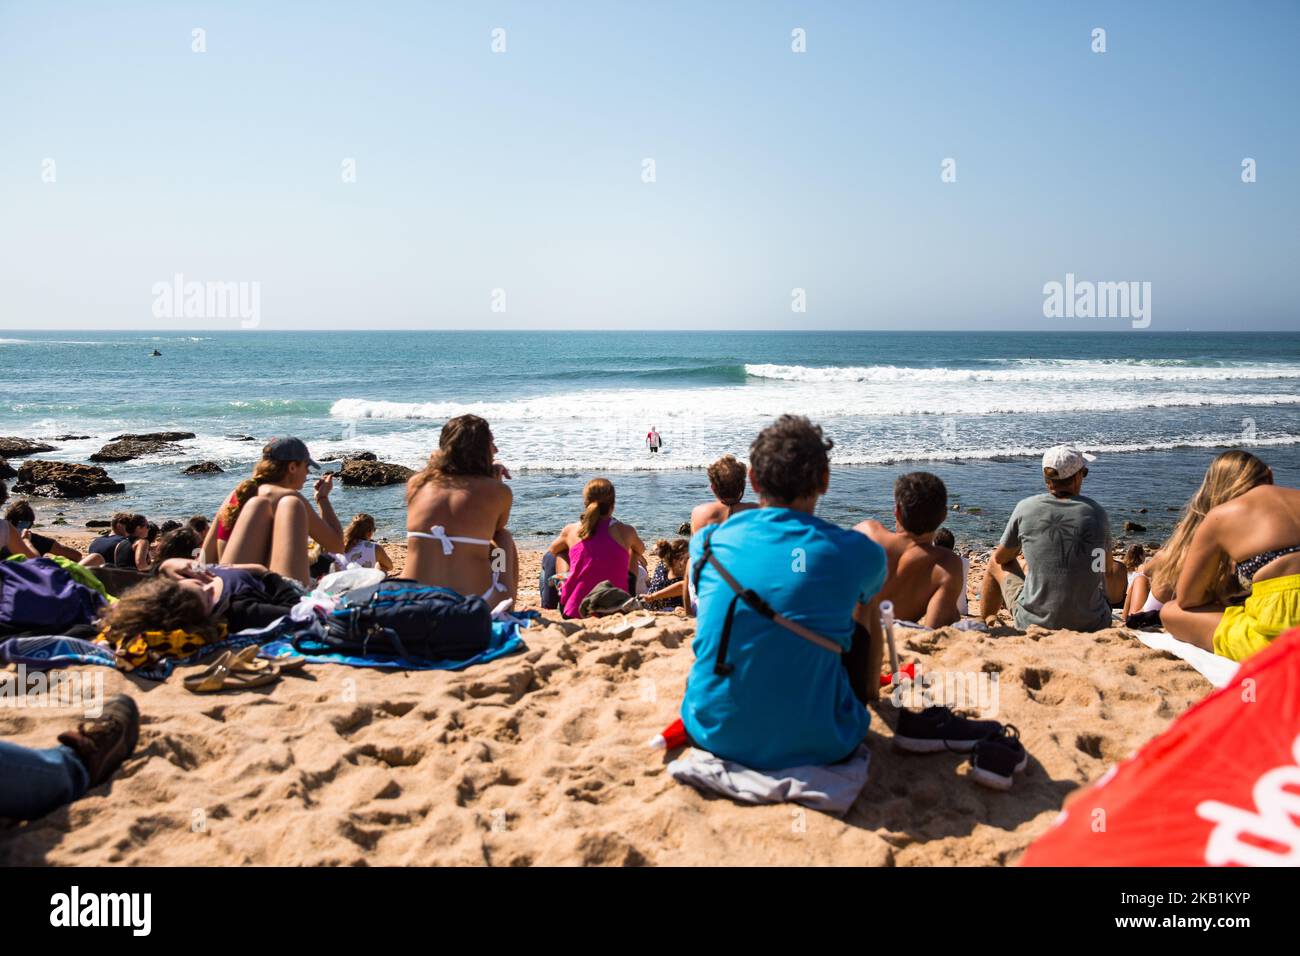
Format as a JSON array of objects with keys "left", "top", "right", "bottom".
[{"left": 305, "top": 579, "right": 492, "bottom": 661}]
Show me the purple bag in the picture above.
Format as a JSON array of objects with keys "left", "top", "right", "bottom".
[{"left": 0, "top": 558, "right": 105, "bottom": 633}]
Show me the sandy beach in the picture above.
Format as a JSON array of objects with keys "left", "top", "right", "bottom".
[{"left": 0, "top": 541, "right": 1213, "bottom": 866}]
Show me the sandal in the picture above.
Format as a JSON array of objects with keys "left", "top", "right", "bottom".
[{"left": 184, "top": 651, "right": 282, "bottom": 693}]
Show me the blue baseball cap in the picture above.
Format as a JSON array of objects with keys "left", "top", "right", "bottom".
[{"left": 264, "top": 436, "right": 320, "bottom": 471}]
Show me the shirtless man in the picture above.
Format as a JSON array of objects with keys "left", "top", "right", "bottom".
[
  {"left": 405, "top": 415, "right": 518, "bottom": 603},
  {"left": 853, "top": 472, "right": 964, "bottom": 628},
  {"left": 690, "top": 454, "right": 759, "bottom": 533}
]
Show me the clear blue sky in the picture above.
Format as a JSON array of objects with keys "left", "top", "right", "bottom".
[{"left": 1, "top": 1, "right": 1296, "bottom": 331}]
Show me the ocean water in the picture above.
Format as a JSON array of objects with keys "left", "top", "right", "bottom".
[{"left": 4, "top": 330, "right": 1300, "bottom": 548}]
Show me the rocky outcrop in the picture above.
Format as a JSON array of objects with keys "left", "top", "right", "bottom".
[
  {"left": 321, "top": 450, "right": 376, "bottom": 463},
  {"left": 91, "top": 437, "right": 183, "bottom": 463},
  {"left": 49, "top": 434, "right": 90, "bottom": 441},
  {"left": 183, "top": 461, "right": 224, "bottom": 475},
  {"left": 226, "top": 434, "right": 258, "bottom": 442},
  {"left": 109, "top": 431, "right": 196, "bottom": 442},
  {"left": 14, "top": 460, "right": 125, "bottom": 498},
  {"left": 0, "top": 458, "right": 15, "bottom": 480},
  {"left": 338, "top": 458, "right": 414, "bottom": 487},
  {"left": 0, "top": 438, "right": 56, "bottom": 457}
]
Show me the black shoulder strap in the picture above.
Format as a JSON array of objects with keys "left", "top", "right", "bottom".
[{"left": 694, "top": 535, "right": 844, "bottom": 677}]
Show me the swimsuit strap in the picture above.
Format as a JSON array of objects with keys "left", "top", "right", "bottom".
[
  {"left": 406, "top": 524, "right": 494, "bottom": 555},
  {"left": 1236, "top": 542, "right": 1300, "bottom": 583}
]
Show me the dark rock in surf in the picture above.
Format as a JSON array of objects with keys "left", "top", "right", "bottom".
[
  {"left": 0, "top": 438, "right": 56, "bottom": 457},
  {"left": 91, "top": 437, "right": 182, "bottom": 463},
  {"left": 49, "top": 434, "right": 91, "bottom": 441},
  {"left": 677, "top": 520, "right": 692, "bottom": 536},
  {"left": 86, "top": 519, "right": 112, "bottom": 528},
  {"left": 0, "top": 458, "right": 15, "bottom": 480},
  {"left": 227, "top": 434, "right": 258, "bottom": 442},
  {"left": 321, "top": 451, "right": 377, "bottom": 463},
  {"left": 109, "top": 431, "right": 196, "bottom": 442},
  {"left": 183, "top": 461, "right": 224, "bottom": 476},
  {"left": 338, "top": 458, "right": 414, "bottom": 487},
  {"left": 1124, "top": 520, "right": 1146, "bottom": 534},
  {"left": 14, "top": 460, "right": 125, "bottom": 498}
]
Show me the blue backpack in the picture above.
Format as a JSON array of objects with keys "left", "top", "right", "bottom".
[
  {"left": 0, "top": 557, "right": 106, "bottom": 634},
  {"left": 311, "top": 579, "right": 492, "bottom": 661}
]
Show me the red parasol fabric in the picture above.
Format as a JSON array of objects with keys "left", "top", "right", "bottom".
[{"left": 1022, "top": 626, "right": 1300, "bottom": 867}]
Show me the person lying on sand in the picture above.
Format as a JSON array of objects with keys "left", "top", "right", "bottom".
[
  {"left": 1, "top": 485, "right": 99, "bottom": 566},
  {"left": 1159, "top": 452, "right": 1300, "bottom": 661},
  {"left": 203, "top": 437, "right": 343, "bottom": 586},
  {"left": 681, "top": 415, "right": 887, "bottom": 770},
  {"left": 547, "top": 477, "right": 645, "bottom": 617},
  {"left": 405, "top": 415, "right": 518, "bottom": 603},
  {"left": 854, "top": 472, "right": 964, "bottom": 629},
  {"left": 690, "top": 454, "right": 758, "bottom": 533},
  {"left": 0, "top": 695, "right": 139, "bottom": 822},
  {"left": 101, "top": 557, "right": 308, "bottom": 639},
  {"left": 979, "top": 445, "right": 1125, "bottom": 632}
]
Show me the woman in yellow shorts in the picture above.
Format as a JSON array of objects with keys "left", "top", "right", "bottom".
[{"left": 1161, "top": 456, "right": 1300, "bottom": 662}]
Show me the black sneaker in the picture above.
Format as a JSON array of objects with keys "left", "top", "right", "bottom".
[
  {"left": 893, "top": 706, "right": 1003, "bottom": 754},
  {"left": 57, "top": 694, "right": 140, "bottom": 787},
  {"left": 969, "top": 726, "right": 1028, "bottom": 791}
]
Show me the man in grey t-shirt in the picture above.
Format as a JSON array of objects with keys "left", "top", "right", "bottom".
[{"left": 979, "top": 446, "right": 1127, "bottom": 632}]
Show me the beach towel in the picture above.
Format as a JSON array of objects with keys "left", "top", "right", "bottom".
[
  {"left": 0, "top": 611, "right": 535, "bottom": 680},
  {"left": 667, "top": 744, "right": 871, "bottom": 816},
  {"left": 1127, "top": 628, "right": 1240, "bottom": 688},
  {"left": 0, "top": 635, "right": 117, "bottom": 669}
]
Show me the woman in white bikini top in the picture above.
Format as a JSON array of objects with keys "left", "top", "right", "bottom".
[{"left": 404, "top": 415, "right": 518, "bottom": 606}]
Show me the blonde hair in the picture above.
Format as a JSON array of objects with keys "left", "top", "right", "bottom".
[
  {"left": 342, "top": 513, "right": 375, "bottom": 553},
  {"left": 220, "top": 456, "right": 292, "bottom": 529},
  {"left": 1151, "top": 450, "right": 1272, "bottom": 601},
  {"left": 578, "top": 478, "right": 616, "bottom": 540}
]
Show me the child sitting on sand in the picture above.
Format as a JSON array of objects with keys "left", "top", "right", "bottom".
[
  {"left": 643, "top": 538, "right": 689, "bottom": 610},
  {"left": 332, "top": 513, "right": 394, "bottom": 573}
]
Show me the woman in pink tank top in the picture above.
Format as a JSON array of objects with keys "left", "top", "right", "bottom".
[{"left": 551, "top": 478, "right": 645, "bottom": 618}]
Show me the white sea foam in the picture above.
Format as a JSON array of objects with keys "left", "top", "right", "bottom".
[
  {"left": 331, "top": 389, "right": 1300, "bottom": 424},
  {"left": 744, "top": 361, "right": 1300, "bottom": 384}
]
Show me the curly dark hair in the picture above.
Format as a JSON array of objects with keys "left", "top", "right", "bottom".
[
  {"left": 100, "top": 577, "right": 219, "bottom": 643},
  {"left": 707, "top": 455, "right": 748, "bottom": 505},
  {"left": 748, "top": 415, "right": 832, "bottom": 505},
  {"left": 894, "top": 472, "right": 948, "bottom": 535}
]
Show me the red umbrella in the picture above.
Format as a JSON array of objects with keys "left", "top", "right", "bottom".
[{"left": 1022, "top": 626, "right": 1300, "bottom": 867}]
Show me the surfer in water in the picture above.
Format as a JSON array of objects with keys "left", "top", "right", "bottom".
[{"left": 646, "top": 426, "right": 662, "bottom": 455}]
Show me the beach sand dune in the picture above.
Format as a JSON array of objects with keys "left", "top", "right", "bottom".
[{"left": 0, "top": 610, "right": 1211, "bottom": 866}]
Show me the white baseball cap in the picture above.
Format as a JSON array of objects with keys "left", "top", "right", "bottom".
[{"left": 1041, "top": 445, "right": 1097, "bottom": 480}]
